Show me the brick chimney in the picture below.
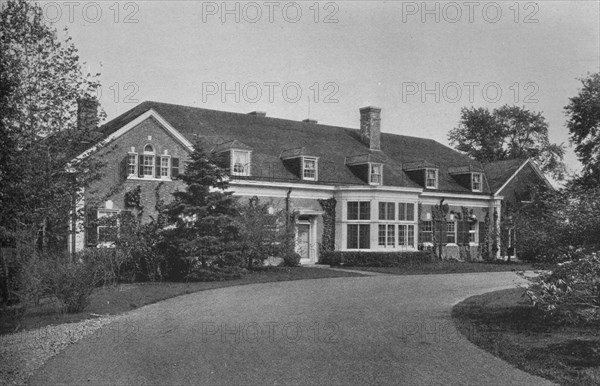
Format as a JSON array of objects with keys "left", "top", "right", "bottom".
[
  {"left": 359, "top": 106, "right": 381, "bottom": 150},
  {"left": 247, "top": 111, "right": 266, "bottom": 117},
  {"left": 77, "top": 97, "right": 99, "bottom": 132}
]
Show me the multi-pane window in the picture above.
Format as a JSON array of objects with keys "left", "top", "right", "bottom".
[
  {"left": 160, "top": 156, "right": 170, "bottom": 177},
  {"left": 421, "top": 220, "right": 433, "bottom": 243},
  {"left": 472, "top": 173, "right": 482, "bottom": 192},
  {"left": 143, "top": 155, "right": 154, "bottom": 177},
  {"left": 142, "top": 145, "right": 155, "bottom": 177},
  {"left": 370, "top": 164, "right": 382, "bottom": 185},
  {"left": 469, "top": 222, "right": 478, "bottom": 243},
  {"left": 127, "top": 153, "right": 137, "bottom": 176},
  {"left": 425, "top": 169, "right": 438, "bottom": 189},
  {"left": 347, "top": 224, "right": 370, "bottom": 249},
  {"left": 97, "top": 210, "right": 119, "bottom": 244},
  {"left": 232, "top": 150, "right": 250, "bottom": 176},
  {"left": 398, "top": 224, "right": 415, "bottom": 246},
  {"left": 446, "top": 221, "right": 457, "bottom": 244},
  {"left": 303, "top": 158, "right": 317, "bottom": 180},
  {"left": 378, "top": 202, "right": 395, "bottom": 220},
  {"left": 398, "top": 203, "right": 415, "bottom": 221},
  {"left": 347, "top": 202, "right": 370, "bottom": 220},
  {"left": 378, "top": 224, "right": 395, "bottom": 247}
]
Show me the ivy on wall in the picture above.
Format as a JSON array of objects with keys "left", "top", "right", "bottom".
[
  {"left": 318, "top": 198, "right": 336, "bottom": 255},
  {"left": 124, "top": 185, "right": 142, "bottom": 210},
  {"left": 431, "top": 199, "right": 449, "bottom": 259}
]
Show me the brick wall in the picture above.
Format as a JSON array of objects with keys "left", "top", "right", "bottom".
[{"left": 85, "top": 117, "right": 190, "bottom": 222}]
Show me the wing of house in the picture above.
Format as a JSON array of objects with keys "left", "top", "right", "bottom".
[{"left": 69, "top": 101, "right": 546, "bottom": 263}]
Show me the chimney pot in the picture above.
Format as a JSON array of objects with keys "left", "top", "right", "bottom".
[
  {"left": 359, "top": 106, "right": 381, "bottom": 151},
  {"left": 248, "top": 111, "right": 266, "bottom": 117}
]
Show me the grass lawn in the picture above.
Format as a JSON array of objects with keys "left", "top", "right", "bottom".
[
  {"left": 452, "top": 288, "right": 600, "bottom": 386},
  {"left": 340, "top": 261, "right": 533, "bottom": 275},
  {"left": 0, "top": 266, "right": 361, "bottom": 336}
]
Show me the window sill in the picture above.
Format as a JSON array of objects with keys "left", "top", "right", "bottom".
[{"left": 127, "top": 176, "right": 173, "bottom": 182}]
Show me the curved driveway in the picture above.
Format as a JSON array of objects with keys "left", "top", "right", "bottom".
[{"left": 30, "top": 271, "right": 554, "bottom": 385}]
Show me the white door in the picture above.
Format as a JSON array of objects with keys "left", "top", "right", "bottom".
[{"left": 296, "top": 223, "right": 312, "bottom": 264}]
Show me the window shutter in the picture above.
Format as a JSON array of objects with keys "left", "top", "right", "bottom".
[
  {"left": 86, "top": 208, "right": 98, "bottom": 247},
  {"left": 138, "top": 155, "right": 144, "bottom": 177},
  {"left": 155, "top": 156, "right": 161, "bottom": 178},
  {"left": 457, "top": 220, "right": 466, "bottom": 245},
  {"left": 119, "top": 155, "right": 128, "bottom": 181},
  {"left": 171, "top": 158, "right": 179, "bottom": 178}
]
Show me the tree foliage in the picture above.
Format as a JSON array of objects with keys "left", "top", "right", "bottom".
[
  {"left": 564, "top": 72, "right": 600, "bottom": 185},
  {"left": 448, "top": 105, "right": 566, "bottom": 179},
  {"left": 0, "top": 0, "right": 104, "bottom": 252},
  {"left": 161, "top": 140, "right": 240, "bottom": 276}
]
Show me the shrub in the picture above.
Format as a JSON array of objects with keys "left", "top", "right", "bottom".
[
  {"left": 46, "top": 259, "right": 100, "bottom": 313},
  {"left": 320, "top": 251, "right": 435, "bottom": 267},
  {"left": 522, "top": 250, "right": 600, "bottom": 325},
  {"left": 184, "top": 265, "right": 246, "bottom": 282},
  {"left": 281, "top": 252, "right": 301, "bottom": 267}
]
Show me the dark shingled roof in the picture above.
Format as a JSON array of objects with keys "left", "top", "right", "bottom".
[
  {"left": 483, "top": 158, "right": 527, "bottom": 194},
  {"left": 97, "top": 101, "right": 494, "bottom": 194}
]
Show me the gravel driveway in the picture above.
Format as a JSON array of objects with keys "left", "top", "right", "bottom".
[{"left": 24, "top": 271, "right": 554, "bottom": 385}]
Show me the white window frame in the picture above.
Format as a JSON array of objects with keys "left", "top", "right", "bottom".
[
  {"left": 142, "top": 144, "right": 155, "bottom": 178},
  {"left": 127, "top": 152, "right": 138, "bottom": 177},
  {"left": 469, "top": 221, "right": 479, "bottom": 245},
  {"left": 425, "top": 168, "right": 438, "bottom": 189},
  {"left": 421, "top": 220, "right": 433, "bottom": 245},
  {"left": 369, "top": 163, "right": 382, "bottom": 185},
  {"left": 446, "top": 221, "right": 457, "bottom": 245},
  {"left": 97, "top": 209, "right": 121, "bottom": 247},
  {"left": 160, "top": 156, "right": 171, "bottom": 178},
  {"left": 471, "top": 172, "right": 482, "bottom": 192},
  {"left": 302, "top": 157, "right": 318, "bottom": 181},
  {"left": 398, "top": 224, "right": 415, "bottom": 248},
  {"left": 231, "top": 150, "right": 251, "bottom": 177},
  {"left": 378, "top": 224, "right": 395, "bottom": 247}
]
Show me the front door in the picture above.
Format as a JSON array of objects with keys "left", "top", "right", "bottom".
[{"left": 297, "top": 223, "right": 311, "bottom": 263}]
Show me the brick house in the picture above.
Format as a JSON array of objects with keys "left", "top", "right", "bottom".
[{"left": 70, "top": 101, "right": 550, "bottom": 263}]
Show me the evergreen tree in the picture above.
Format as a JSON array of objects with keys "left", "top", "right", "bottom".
[{"left": 161, "top": 140, "right": 240, "bottom": 276}]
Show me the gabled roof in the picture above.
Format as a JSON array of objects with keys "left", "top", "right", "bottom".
[
  {"left": 94, "top": 101, "right": 494, "bottom": 193},
  {"left": 483, "top": 158, "right": 552, "bottom": 195}
]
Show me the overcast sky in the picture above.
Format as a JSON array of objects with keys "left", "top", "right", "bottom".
[{"left": 43, "top": 0, "right": 599, "bottom": 174}]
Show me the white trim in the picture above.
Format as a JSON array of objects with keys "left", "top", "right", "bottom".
[
  {"left": 301, "top": 156, "right": 318, "bottom": 181},
  {"left": 74, "top": 109, "right": 194, "bottom": 161},
  {"left": 494, "top": 158, "right": 553, "bottom": 196}
]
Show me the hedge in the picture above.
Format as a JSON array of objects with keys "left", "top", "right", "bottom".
[{"left": 320, "top": 251, "right": 436, "bottom": 267}]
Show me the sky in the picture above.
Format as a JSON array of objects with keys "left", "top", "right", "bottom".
[{"left": 41, "top": 0, "right": 600, "bottom": 175}]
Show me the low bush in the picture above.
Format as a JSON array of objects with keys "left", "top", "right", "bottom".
[
  {"left": 320, "top": 251, "right": 435, "bottom": 267},
  {"left": 184, "top": 265, "right": 246, "bottom": 282},
  {"left": 281, "top": 252, "right": 301, "bottom": 267},
  {"left": 522, "top": 250, "right": 600, "bottom": 325},
  {"left": 46, "top": 258, "right": 100, "bottom": 313}
]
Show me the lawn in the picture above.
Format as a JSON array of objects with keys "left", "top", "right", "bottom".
[
  {"left": 0, "top": 266, "right": 362, "bottom": 336},
  {"left": 341, "top": 261, "right": 533, "bottom": 275},
  {"left": 452, "top": 288, "right": 600, "bottom": 386}
]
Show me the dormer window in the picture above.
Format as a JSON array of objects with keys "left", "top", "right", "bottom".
[
  {"left": 425, "top": 168, "right": 438, "bottom": 189},
  {"left": 303, "top": 157, "right": 317, "bottom": 180},
  {"left": 471, "top": 173, "right": 482, "bottom": 192},
  {"left": 232, "top": 150, "right": 251, "bottom": 176},
  {"left": 370, "top": 163, "right": 382, "bottom": 185}
]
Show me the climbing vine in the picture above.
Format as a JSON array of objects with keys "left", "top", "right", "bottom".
[
  {"left": 124, "top": 185, "right": 142, "bottom": 210},
  {"left": 318, "top": 198, "right": 336, "bottom": 255}
]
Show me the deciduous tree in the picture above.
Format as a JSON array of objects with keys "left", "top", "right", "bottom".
[{"left": 448, "top": 105, "right": 566, "bottom": 180}]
